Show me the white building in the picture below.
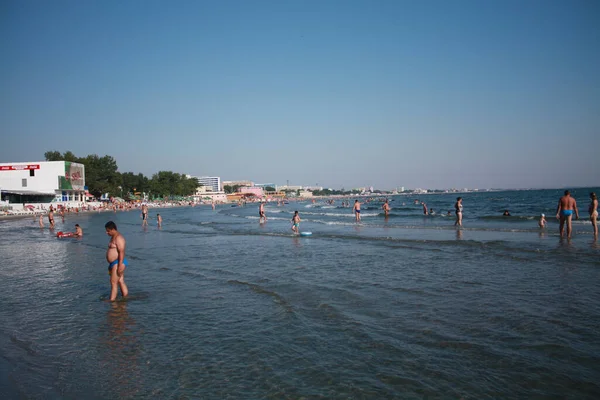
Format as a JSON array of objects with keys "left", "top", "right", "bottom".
[
  {"left": 277, "top": 185, "right": 303, "bottom": 192},
  {"left": 303, "top": 186, "right": 323, "bottom": 191},
  {"left": 195, "top": 176, "right": 221, "bottom": 192},
  {"left": 298, "top": 190, "right": 314, "bottom": 198},
  {"left": 0, "top": 161, "right": 86, "bottom": 205},
  {"left": 192, "top": 192, "right": 228, "bottom": 203}
]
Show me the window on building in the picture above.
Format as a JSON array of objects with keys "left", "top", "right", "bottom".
[
  {"left": 30, "top": 169, "right": 35, "bottom": 177},
  {"left": 22, "top": 179, "right": 27, "bottom": 187}
]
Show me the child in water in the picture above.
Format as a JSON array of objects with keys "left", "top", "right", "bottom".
[
  {"left": 539, "top": 213, "right": 546, "bottom": 228},
  {"left": 291, "top": 211, "right": 301, "bottom": 234}
]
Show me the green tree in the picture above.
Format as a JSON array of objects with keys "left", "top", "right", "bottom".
[
  {"left": 224, "top": 185, "right": 241, "bottom": 194},
  {"left": 265, "top": 186, "right": 276, "bottom": 192},
  {"left": 44, "top": 150, "right": 79, "bottom": 162},
  {"left": 149, "top": 171, "right": 199, "bottom": 198},
  {"left": 44, "top": 151, "right": 62, "bottom": 161},
  {"left": 120, "top": 172, "right": 150, "bottom": 198},
  {"left": 80, "top": 154, "right": 120, "bottom": 197}
]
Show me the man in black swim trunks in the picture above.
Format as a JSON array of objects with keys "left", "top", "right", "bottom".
[
  {"left": 141, "top": 203, "right": 148, "bottom": 226},
  {"left": 259, "top": 201, "right": 267, "bottom": 223},
  {"left": 48, "top": 207, "right": 55, "bottom": 228}
]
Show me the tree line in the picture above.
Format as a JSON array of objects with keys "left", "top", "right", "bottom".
[{"left": 44, "top": 151, "right": 200, "bottom": 200}]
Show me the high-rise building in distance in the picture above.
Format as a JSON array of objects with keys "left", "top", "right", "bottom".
[{"left": 196, "top": 176, "right": 221, "bottom": 192}]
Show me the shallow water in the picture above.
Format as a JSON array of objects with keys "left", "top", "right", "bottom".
[{"left": 1, "top": 188, "right": 599, "bottom": 398}]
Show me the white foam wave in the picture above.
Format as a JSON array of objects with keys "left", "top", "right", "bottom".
[
  {"left": 244, "top": 216, "right": 289, "bottom": 221},
  {"left": 311, "top": 219, "right": 357, "bottom": 226},
  {"left": 301, "top": 211, "right": 380, "bottom": 218}
]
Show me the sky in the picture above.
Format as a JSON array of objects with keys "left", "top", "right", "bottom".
[{"left": 1, "top": 0, "right": 599, "bottom": 190}]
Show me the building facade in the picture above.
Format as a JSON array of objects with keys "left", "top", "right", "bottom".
[
  {"left": 196, "top": 176, "right": 221, "bottom": 192},
  {"left": 0, "top": 161, "right": 86, "bottom": 204},
  {"left": 239, "top": 186, "right": 264, "bottom": 197}
]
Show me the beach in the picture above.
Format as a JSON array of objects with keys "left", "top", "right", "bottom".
[{"left": 1, "top": 188, "right": 599, "bottom": 398}]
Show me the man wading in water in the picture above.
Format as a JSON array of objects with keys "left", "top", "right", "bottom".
[{"left": 105, "top": 221, "right": 129, "bottom": 301}]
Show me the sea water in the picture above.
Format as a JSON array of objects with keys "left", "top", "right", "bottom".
[{"left": 1, "top": 188, "right": 599, "bottom": 398}]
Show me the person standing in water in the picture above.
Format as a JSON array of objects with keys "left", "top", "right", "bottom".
[
  {"left": 454, "top": 197, "right": 463, "bottom": 227},
  {"left": 556, "top": 190, "right": 579, "bottom": 238},
  {"left": 382, "top": 199, "right": 390, "bottom": 217},
  {"left": 157, "top": 214, "right": 162, "bottom": 227},
  {"left": 105, "top": 221, "right": 128, "bottom": 301},
  {"left": 141, "top": 204, "right": 149, "bottom": 226},
  {"left": 48, "top": 207, "right": 55, "bottom": 229},
  {"left": 589, "top": 192, "right": 598, "bottom": 238},
  {"left": 539, "top": 214, "right": 547, "bottom": 229},
  {"left": 291, "top": 211, "right": 301, "bottom": 234},
  {"left": 259, "top": 201, "right": 267, "bottom": 223},
  {"left": 353, "top": 200, "right": 361, "bottom": 222}
]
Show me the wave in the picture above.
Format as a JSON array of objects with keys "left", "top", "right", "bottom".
[
  {"left": 228, "top": 280, "right": 294, "bottom": 313},
  {"left": 382, "top": 212, "right": 452, "bottom": 218},
  {"left": 478, "top": 216, "right": 536, "bottom": 221},
  {"left": 300, "top": 211, "right": 381, "bottom": 218}
]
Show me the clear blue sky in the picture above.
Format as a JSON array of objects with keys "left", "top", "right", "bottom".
[{"left": 1, "top": 0, "right": 598, "bottom": 190}]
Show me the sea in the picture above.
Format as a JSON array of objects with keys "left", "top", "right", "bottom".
[{"left": 1, "top": 188, "right": 599, "bottom": 399}]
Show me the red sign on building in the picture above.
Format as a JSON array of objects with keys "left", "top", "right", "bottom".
[{"left": 0, "top": 164, "right": 40, "bottom": 171}]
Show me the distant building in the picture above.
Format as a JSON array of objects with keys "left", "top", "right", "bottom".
[
  {"left": 195, "top": 186, "right": 213, "bottom": 195},
  {"left": 298, "top": 190, "right": 313, "bottom": 198},
  {"left": 192, "top": 192, "right": 227, "bottom": 203},
  {"left": 303, "top": 186, "right": 323, "bottom": 191},
  {"left": 239, "top": 186, "right": 264, "bottom": 197},
  {"left": 255, "top": 183, "right": 276, "bottom": 190},
  {"left": 195, "top": 176, "right": 221, "bottom": 192},
  {"left": 278, "top": 185, "right": 303, "bottom": 192}
]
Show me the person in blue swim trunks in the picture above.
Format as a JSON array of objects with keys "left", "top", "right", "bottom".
[
  {"left": 556, "top": 190, "right": 579, "bottom": 239},
  {"left": 353, "top": 200, "right": 361, "bottom": 222},
  {"left": 105, "top": 221, "right": 129, "bottom": 301}
]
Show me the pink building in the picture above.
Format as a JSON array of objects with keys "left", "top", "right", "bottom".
[{"left": 239, "top": 186, "right": 264, "bottom": 197}]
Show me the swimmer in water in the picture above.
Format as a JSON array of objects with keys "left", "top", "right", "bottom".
[
  {"left": 503, "top": 210, "right": 511, "bottom": 216},
  {"left": 105, "top": 221, "right": 128, "bottom": 301},
  {"left": 74, "top": 224, "right": 83, "bottom": 237},
  {"left": 157, "top": 214, "right": 162, "bottom": 227}
]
